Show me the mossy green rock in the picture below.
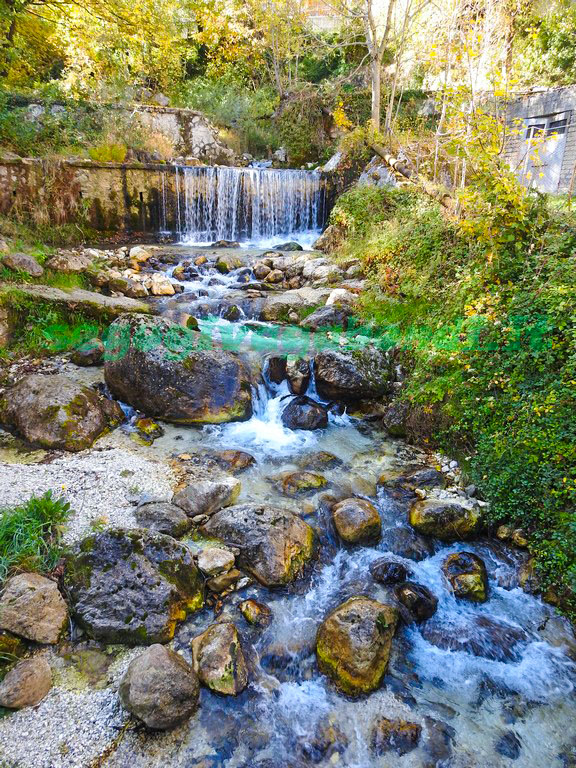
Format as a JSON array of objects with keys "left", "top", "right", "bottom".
[
  {"left": 316, "top": 597, "right": 398, "bottom": 696},
  {"left": 192, "top": 622, "right": 248, "bottom": 696},
  {"left": 104, "top": 314, "right": 252, "bottom": 424},
  {"left": 409, "top": 499, "right": 481, "bottom": 541},
  {"left": 65, "top": 528, "right": 203, "bottom": 645},
  {"left": 332, "top": 498, "right": 381, "bottom": 544},
  {"left": 277, "top": 471, "right": 327, "bottom": 496},
  {"left": 442, "top": 551, "right": 488, "bottom": 602},
  {"left": 202, "top": 503, "right": 315, "bottom": 587},
  {"left": 0, "top": 373, "right": 124, "bottom": 452}
]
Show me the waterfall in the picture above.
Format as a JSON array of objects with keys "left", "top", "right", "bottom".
[{"left": 173, "top": 166, "right": 327, "bottom": 245}]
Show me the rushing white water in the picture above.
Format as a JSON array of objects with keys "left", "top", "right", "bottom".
[{"left": 173, "top": 166, "right": 327, "bottom": 246}]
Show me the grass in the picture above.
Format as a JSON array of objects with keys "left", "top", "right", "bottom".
[{"left": 0, "top": 492, "right": 71, "bottom": 582}]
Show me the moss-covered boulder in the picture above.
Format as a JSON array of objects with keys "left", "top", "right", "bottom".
[
  {"left": 332, "top": 498, "right": 381, "bottom": 544},
  {"left": 276, "top": 471, "right": 327, "bottom": 496},
  {"left": 239, "top": 599, "right": 272, "bottom": 627},
  {"left": 0, "top": 373, "right": 124, "bottom": 452},
  {"left": 191, "top": 622, "right": 248, "bottom": 696},
  {"left": 202, "top": 503, "right": 315, "bottom": 587},
  {"left": 442, "top": 551, "right": 488, "bottom": 602},
  {"left": 313, "top": 347, "right": 395, "bottom": 402},
  {"left": 409, "top": 498, "right": 482, "bottom": 540},
  {"left": 104, "top": 314, "right": 253, "bottom": 424},
  {"left": 316, "top": 597, "right": 398, "bottom": 696},
  {"left": 65, "top": 528, "right": 204, "bottom": 645}
]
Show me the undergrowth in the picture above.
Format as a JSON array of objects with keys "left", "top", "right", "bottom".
[
  {"left": 331, "top": 184, "right": 576, "bottom": 615},
  {"left": 0, "top": 492, "right": 71, "bottom": 582}
]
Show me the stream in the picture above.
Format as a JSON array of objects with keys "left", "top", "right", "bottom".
[{"left": 108, "top": 246, "right": 576, "bottom": 768}]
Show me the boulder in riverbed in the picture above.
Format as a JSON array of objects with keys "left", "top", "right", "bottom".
[
  {"left": 394, "top": 581, "right": 438, "bottom": 622},
  {"left": 202, "top": 503, "right": 315, "bottom": 587},
  {"left": 0, "top": 573, "right": 68, "bottom": 644},
  {"left": 104, "top": 314, "right": 253, "bottom": 424},
  {"left": 314, "top": 347, "right": 394, "bottom": 402},
  {"left": 0, "top": 374, "right": 124, "bottom": 452},
  {"left": 281, "top": 396, "right": 328, "bottom": 430},
  {"left": 299, "top": 305, "right": 351, "bottom": 331},
  {"left": 371, "top": 717, "right": 421, "bottom": 756},
  {"left": 172, "top": 477, "right": 241, "bottom": 518},
  {"left": 316, "top": 596, "right": 398, "bottom": 696},
  {"left": 134, "top": 501, "right": 191, "bottom": 537},
  {"left": 192, "top": 622, "right": 248, "bottom": 695},
  {"left": 239, "top": 599, "right": 272, "bottom": 627},
  {"left": 369, "top": 559, "right": 411, "bottom": 585},
  {"left": 65, "top": 528, "right": 204, "bottom": 644},
  {"left": 0, "top": 658, "right": 52, "bottom": 709},
  {"left": 276, "top": 470, "right": 327, "bottom": 496},
  {"left": 332, "top": 498, "right": 381, "bottom": 544},
  {"left": 409, "top": 498, "right": 482, "bottom": 540},
  {"left": 119, "top": 644, "right": 199, "bottom": 729},
  {"left": 442, "top": 551, "right": 488, "bottom": 602}
]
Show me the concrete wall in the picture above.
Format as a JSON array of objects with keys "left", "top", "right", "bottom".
[
  {"left": 505, "top": 87, "right": 576, "bottom": 193},
  {"left": 0, "top": 157, "right": 180, "bottom": 234}
]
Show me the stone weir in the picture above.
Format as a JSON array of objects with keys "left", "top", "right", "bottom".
[{"left": 0, "top": 157, "right": 333, "bottom": 237}]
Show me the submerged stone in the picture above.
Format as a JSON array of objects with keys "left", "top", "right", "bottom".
[
  {"left": 316, "top": 596, "right": 398, "bottom": 696},
  {"left": 276, "top": 471, "right": 328, "bottom": 496},
  {"left": 371, "top": 717, "right": 421, "bottom": 756},
  {"left": 65, "top": 528, "right": 203, "bottom": 644}
]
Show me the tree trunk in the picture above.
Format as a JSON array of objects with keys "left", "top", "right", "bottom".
[{"left": 371, "top": 56, "right": 381, "bottom": 134}]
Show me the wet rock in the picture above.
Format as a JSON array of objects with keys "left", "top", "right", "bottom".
[
  {"left": 409, "top": 498, "right": 482, "bottom": 540},
  {"left": 382, "top": 401, "right": 410, "bottom": 437},
  {"left": 0, "top": 573, "right": 68, "bottom": 644},
  {"left": 314, "top": 347, "right": 394, "bottom": 402},
  {"left": 192, "top": 622, "right": 248, "bottom": 695},
  {"left": 202, "top": 503, "right": 315, "bottom": 587},
  {"left": 281, "top": 396, "right": 328, "bottom": 430},
  {"left": 332, "top": 498, "right": 381, "bottom": 544},
  {"left": 239, "top": 599, "right": 272, "bottom": 627},
  {"left": 119, "top": 644, "right": 199, "bottom": 729},
  {"left": 383, "top": 527, "right": 435, "bottom": 561},
  {"left": 65, "top": 528, "right": 203, "bottom": 644},
  {"left": 173, "top": 477, "right": 241, "bottom": 518},
  {"left": 316, "top": 597, "right": 398, "bottom": 695},
  {"left": 276, "top": 471, "right": 327, "bottom": 496},
  {"left": 442, "top": 551, "right": 488, "bottom": 602},
  {"left": 266, "top": 355, "right": 287, "bottom": 383},
  {"left": 387, "top": 466, "right": 446, "bottom": 492},
  {"left": 209, "top": 449, "right": 256, "bottom": 473},
  {"left": 371, "top": 717, "right": 421, "bottom": 756},
  {"left": 297, "top": 451, "right": 342, "bottom": 470},
  {"left": 274, "top": 241, "right": 303, "bottom": 251},
  {"left": 0, "top": 658, "right": 52, "bottom": 709},
  {"left": 104, "top": 314, "right": 253, "bottom": 424},
  {"left": 420, "top": 616, "right": 528, "bottom": 662},
  {"left": 222, "top": 304, "right": 242, "bottom": 321},
  {"left": 300, "top": 720, "right": 348, "bottom": 762},
  {"left": 495, "top": 731, "right": 522, "bottom": 760},
  {"left": 2, "top": 252, "right": 44, "bottom": 277},
  {"left": 423, "top": 717, "right": 455, "bottom": 765},
  {"left": 213, "top": 240, "right": 241, "bottom": 250},
  {"left": 134, "top": 501, "right": 191, "bottom": 537},
  {"left": 286, "top": 357, "right": 311, "bottom": 394},
  {"left": 370, "top": 558, "right": 411, "bottom": 585},
  {"left": 71, "top": 338, "right": 105, "bottom": 366},
  {"left": 394, "top": 582, "right": 438, "bottom": 622},
  {"left": 512, "top": 529, "right": 529, "bottom": 548},
  {"left": 299, "top": 305, "right": 351, "bottom": 331},
  {"left": 132, "top": 416, "right": 164, "bottom": 445},
  {"left": 197, "top": 547, "right": 235, "bottom": 576},
  {"left": 253, "top": 263, "right": 271, "bottom": 280},
  {"left": 0, "top": 374, "right": 123, "bottom": 452},
  {"left": 206, "top": 568, "right": 243, "bottom": 593}
]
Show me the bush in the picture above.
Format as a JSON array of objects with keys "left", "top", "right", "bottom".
[
  {"left": 0, "top": 492, "right": 71, "bottom": 581},
  {"left": 331, "top": 183, "right": 576, "bottom": 615}
]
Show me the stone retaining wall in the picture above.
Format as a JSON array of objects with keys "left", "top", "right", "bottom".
[{"left": 0, "top": 157, "right": 179, "bottom": 234}]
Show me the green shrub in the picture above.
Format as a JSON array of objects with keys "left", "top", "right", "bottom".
[
  {"left": 88, "top": 143, "right": 127, "bottom": 163},
  {"left": 0, "top": 492, "right": 71, "bottom": 582}
]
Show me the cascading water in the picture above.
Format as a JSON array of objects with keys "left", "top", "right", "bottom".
[{"left": 173, "top": 165, "right": 327, "bottom": 246}]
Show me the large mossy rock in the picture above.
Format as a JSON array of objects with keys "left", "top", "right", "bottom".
[
  {"left": 119, "top": 644, "right": 199, "bottom": 730},
  {"left": 316, "top": 597, "right": 398, "bottom": 696},
  {"left": 104, "top": 314, "right": 253, "bottom": 424},
  {"left": 65, "top": 528, "right": 204, "bottom": 644},
  {"left": 409, "top": 498, "right": 482, "bottom": 540},
  {"left": 0, "top": 373, "right": 123, "bottom": 452},
  {"left": 201, "top": 503, "right": 315, "bottom": 587},
  {"left": 313, "top": 348, "right": 394, "bottom": 402},
  {"left": 191, "top": 622, "right": 248, "bottom": 696}
]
